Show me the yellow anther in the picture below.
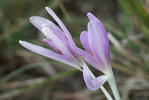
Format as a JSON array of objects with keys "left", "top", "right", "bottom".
[{"left": 89, "top": 52, "right": 93, "bottom": 55}]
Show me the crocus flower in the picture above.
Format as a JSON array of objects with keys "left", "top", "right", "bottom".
[
  {"left": 75, "top": 13, "right": 111, "bottom": 91},
  {"left": 19, "top": 7, "right": 108, "bottom": 92}
]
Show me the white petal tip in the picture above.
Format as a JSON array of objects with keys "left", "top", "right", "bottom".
[
  {"left": 45, "top": 7, "right": 49, "bottom": 9},
  {"left": 87, "top": 13, "right": 94, "bottom": 18},
  {"left": 45, "top": 7, "right": 54, "bottom": 13},
  {"left": 45, "top": 7, "right": 51, "bottom": 11},
  {"left": 19, "top": 40, "right": 27, "bottom": 45},
  {"left": 87, "top": 13, "right": 92, "bottom": 16},
  {"left": 29, "top": 16, "right": 38, "bottom": 22},
  {"left": 19, "top": 40, "right": 23, "bottom": 44},
  {"left": 29, "top": 17, "right": 33, "bottom": 21}
]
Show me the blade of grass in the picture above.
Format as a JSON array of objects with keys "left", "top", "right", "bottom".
[
  {"left": 0, "top": 69, "right": 79, "bottom": 99},
  {"left": 0, "top": 62, "right": 51, "bottom": 84}
]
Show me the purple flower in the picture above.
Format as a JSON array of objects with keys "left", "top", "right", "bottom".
[
  {"left": 19, "top": 7, "right": 108, "bottom": 92},
  {"left": 75, "top": 13, "right": 110, "bottom": 90},
  {"left": 19, "top": 7, "right": 83, "bottom": 70}
]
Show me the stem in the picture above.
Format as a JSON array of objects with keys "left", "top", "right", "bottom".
[
  {"left": 101, "top": 86, "right": 113, "bottom": 100},
  {"left": 108, "top": 67, "right": 121, "bottom": 100},
  {"left": 88, "top": 67, "right": 113, "bottom": 100}
]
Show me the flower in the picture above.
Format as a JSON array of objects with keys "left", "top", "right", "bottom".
[
  {"left": 19, "top": 7, "right": 83, "bottom": 70},
  {"left": 75, "top": 13, "right": 110, "bottom": 90},
  {"left": 19, "top": 7, "right": 108, "bottom": 91}
]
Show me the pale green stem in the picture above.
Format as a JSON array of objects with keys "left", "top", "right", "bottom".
[
  {"left": 101, "top": 86, "right": 113, "bottom": 100},
  {"left": 108, "top": 67, "right": 121, "bottom": 100}
]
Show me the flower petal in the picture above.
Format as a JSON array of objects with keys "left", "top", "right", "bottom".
[
  {"left": 41, "top": 26, "right": 72, "bottom": 56},
  {"left": 45, "top": 7, "right": 75, "bottom": 46},
  {"left": 87, "top": 13, "right": 110, "bottom": 63},
  {"left": 80, "top": 31, "right": 90, "bottom": 51},
  {"left": 74, "top": 47, "right": 106, "bottom": 72},
  {"left": 87, "top": 13, "right": 107, "bottom": 34},
  {"left": 83, "top": 64, "right": 108, "bottom": 91},
  {"left": 19, "top": 40, "right": 81, "bottom": 70},
  {"left": 30, "top": 16, "right": 66, "bottom": 42},
  {"left": 43, "top": 39, "right": 61, "bottom": 54},
  {"left": 30, "top": 16, "right": 75, "bottom": 58},
  {"left": 88, "top": 21, "right": 110, "bottom": 71}
]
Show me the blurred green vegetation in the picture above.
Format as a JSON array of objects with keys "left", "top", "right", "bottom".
[
  {"left": 118, "top": 0, "right": 149, "bottom": 40},
  {"left": 0, "top": 0, "right": 149, "bottom": 100}
]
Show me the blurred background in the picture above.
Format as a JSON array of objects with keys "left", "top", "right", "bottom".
[{"left": 0, "top": 0, "right": 149, "bottom": 100}]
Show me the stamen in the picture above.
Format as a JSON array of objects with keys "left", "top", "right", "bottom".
[
  {"left": 89, "top": 52, "right": 93, "bottom": 55},
  {"left": 85, "top": 49, "right": 94, "bottom": 55}
]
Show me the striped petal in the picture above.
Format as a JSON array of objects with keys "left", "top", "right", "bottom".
[
  {"left": 45, "top": 7, "right": 75, "bottom": 46},
  {"left": 88, "top": 21, "right": 110, "bottom": 72},
  {"left": 87, "top": 13, "right": 107, "bottom": 34},
  {"left": 40, "top": 26, "right": 72, "bottom": 56},
  {"left": 43, "top": 39, "right": 62, "bottom": 54},
  {"left": 74, "top": 47, "right": 106, "bottom": 72},
  {"left": 80, "top": 31, "right": 90, "bottom": 51},
  {"left": 87, "top": 13, "right": 110, "bottom": 64},
  {"left": 19, "top": 40, "right": 81, "bottom": 70},
  {"left": 30, "top": 16, "right": 67, "bottom": 42}
]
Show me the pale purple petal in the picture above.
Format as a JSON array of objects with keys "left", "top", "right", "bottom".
[
  {"left": 87, "top": 13, "right": 110, "bottom": 64},
  {"left": 80, "top": 31, "right": 91, "bottom": 51},
  {"left": 83, "top": 64, "right": 108, "bottom": 91},
  {"left": 30, "top": 16, "right": 67, "bottom": 42},
  {"left": 40, "top": 26, "right": 74, "bottom": 57},
  {"left": 45, "top": 7, "right": 75, "bottom": 46},
  {"left": 43, "top": 39, "right": 61, "bottom": 54},
  {"left": 19, "top": 40, "right": 80, "bottom": 69},
  {"left": 87, "top": 13, "right": 107, "bottom": 34},
  {"left": 74, "top": 47, "right": 106, "bottom": 72},
  {"left": 88, "top": 21, "right": 110, "bottom": 71},
  {"left": 67, "top": 46, "right": 84, "bottom": 67}
]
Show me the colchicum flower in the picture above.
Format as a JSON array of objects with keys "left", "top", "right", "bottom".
[
  {"left": 75, "top": 13, "right": 111, "bottom": 91},
  {"left": 19, "top": 7, "right": 84, "bottom": 70},
  {"left": 19, "top": 7, "right": 109, "bottom": 94},
  {"left": 77, "top": 13, "right": 121, "bottom": 100}
]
